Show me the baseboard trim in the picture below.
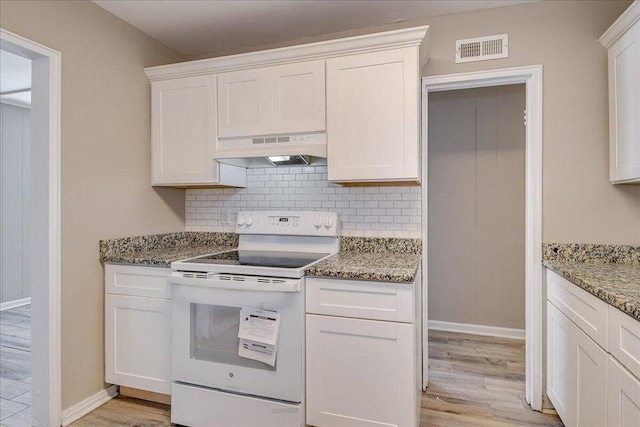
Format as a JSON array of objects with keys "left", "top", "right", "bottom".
[
  {"left": 429, "top": 320, "right": 525, "bottom": 340},
  {"left": 0, "top": 297, "right": 31, "bottom": 311},
  {"left": 61, "top": 385, "right": 118, "bottom": 426}
]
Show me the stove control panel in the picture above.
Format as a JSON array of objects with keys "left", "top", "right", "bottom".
[{"left": 235, "top": 211, "right": 339, "bottom": 236}]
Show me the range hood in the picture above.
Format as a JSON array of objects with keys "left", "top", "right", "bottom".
[{"left": 215, "top": 133, "right": 327, "bottom": 168}]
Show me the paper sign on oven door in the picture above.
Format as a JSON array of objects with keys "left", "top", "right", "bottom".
[{"left": 238, "top": 308, "right": 281, "bottom": 366}]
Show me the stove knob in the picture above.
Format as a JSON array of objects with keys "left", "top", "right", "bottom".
[
  {"left": 237, "top": 216, "right": 245, "bottom": 226},
  {"left": 246, "top": 217, "right": 253, "bottom": 226},
  {"left": 324, "top": 217, "right": 333, "bottom": 228},
  {"left": 314, "top": 217, "right": 322, "bottom": 228}
]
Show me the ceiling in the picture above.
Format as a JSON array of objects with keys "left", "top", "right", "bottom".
[
  {"left": 93, "top": 0, "right": 534, "bottom": 56},
  {"left": 0, "top": 50, "right": 31, "bottom": 106}
]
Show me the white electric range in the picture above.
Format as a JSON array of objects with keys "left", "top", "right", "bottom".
[{"left": 169, "top": 211, "right": 339, "bottom": 427}]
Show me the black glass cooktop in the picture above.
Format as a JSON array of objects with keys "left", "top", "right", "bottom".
[{"left": 183, "top": 250, "right": 329, "bottom": 269}]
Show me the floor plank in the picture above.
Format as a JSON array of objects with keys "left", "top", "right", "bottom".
[
  {"left": 70, "top": 330, "right": 563, "bottom": 426},
  {"left": 0, "top": 305, "right": 31, "bottom": 426},
  {"left": 423, "top": 330, "right": 563, "bottom": 426}
]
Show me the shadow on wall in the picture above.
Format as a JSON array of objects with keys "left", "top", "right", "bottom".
[{"left": 153, "top": 186, "right": 185, "bottom": 220}]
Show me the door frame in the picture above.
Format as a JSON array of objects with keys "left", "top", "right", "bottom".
[
  {"left": 421, "top": 65, "right": 544, "bottom": 410},
  {"left": 1, "top": 28, "right": 62, "bottom": 426}
]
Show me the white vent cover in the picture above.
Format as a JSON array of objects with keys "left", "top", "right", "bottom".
[{"left": 456, "top": 34, "right": 508, "bottom": 63}]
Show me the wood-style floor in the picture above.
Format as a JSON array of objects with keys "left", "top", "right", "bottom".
[
  {"left": 0, "top": 305, "right": 32, "bottom": 427},
  {"left": 71, "top": 330, "right": 564, "bottom": 427},
  {"left": 423, "top": 330, "right": 562, "bottom": 426}
]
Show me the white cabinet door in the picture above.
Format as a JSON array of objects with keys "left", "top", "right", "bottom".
[
  {"left": 607, "top": 357, "right": 640, "bottom": 427},
  {"left": 547, "top": 302, "right": 575, "bottom": 425},
  {"left": 326, "top": 47, "right": 420, "bottom": 183},
  {"left": 306, "top": 314, "right": 417, "bottom": 427},
  {"left": 151, "top": 75, "right": 219, "bottom": 185},
  {"left": 217, "top": 67, "right": 270, "bottom": 138},
  {"left": 105, "top": 294, "right": 171, "bottom": 394},
  {"left": 609, "top": 19, "right": 640, "bottom": 183},
  {"left": 268, "top": 60, "right": 325, "bottom": 134},
  {"left": 608, "top": 306, "right": 640, "bottom": 380},
  {"left": 574, "top": 328, "right": 607, "bottom": 427}
]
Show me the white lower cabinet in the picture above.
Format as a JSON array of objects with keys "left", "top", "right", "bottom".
[
  {"left": 547, "top": 303, "right": 574, "bottom": 424},
  {"left": 574, "top": 327, "right": 608, "bottom": 427},
  {"left": 607, "top": 357, "right": 640, "bottom": 426},
  {"left": 306, "top": 315, "right": 415, "bottom": 427},
  {"left": 105, "top": 264, "right": 171, "bottom": 395},
  {"left": 305, "top": 275, "right": 421, "bottom": 427},
  {"left": 546, "top": 267, "right": 640, "bottom": 427}
]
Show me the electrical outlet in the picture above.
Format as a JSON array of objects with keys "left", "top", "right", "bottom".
[{"left": 221, "top": 208, "right": 231, "bottom": 225}]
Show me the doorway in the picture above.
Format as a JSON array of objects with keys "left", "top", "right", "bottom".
[
  {"left": 0, "top": 29, "right": 61, "bottom": 426},
  {"left": 421, "top": 66, "right": 543, "bottom": 410},
  {"left": 1, "top": 47, "right": 33, "bottom": 426},
  {"left": 428, "top": 84, "right": 526, "bottom": 334}
]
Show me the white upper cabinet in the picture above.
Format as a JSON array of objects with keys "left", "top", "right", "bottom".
[
  {"left": 268, "top": 61, "right": 325, "bottom": 134},
  {"left": 600, "top": 2, "right": 640, "bottom": 184},
  {"left": 145, "top": 26, "right": 429, "bottom": 183},
  {"left": 151, "top": 75, "right": 246, "bottom": 187},
  {"left": 217, "top": 67, "right": 270, "bottom": 138},
  {"left": 217, "top": 60, "right": 325, "bottom": 139},
  {"left": 326, "top": 47, "right": 422, "bottom": 183}
]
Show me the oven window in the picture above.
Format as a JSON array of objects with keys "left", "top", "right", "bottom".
[{"left": 190, "top": 303, "right": 276, "bottom": 371}]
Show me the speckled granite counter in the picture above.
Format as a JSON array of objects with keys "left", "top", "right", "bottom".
[
  {"left": 543, "top": 243, "right": 640, "bottom": 321},
  {"left": 305, "top": 237, "right": 422, "bottom": 283},
  {"left": 100, "top": 233, "right": 422, "bottom": 280},
  {"left": 99, "top": 232, "right": 237, "bottom": 267},
  {"left": 102, "top": 244, "right": 236, "bottom": 267}
]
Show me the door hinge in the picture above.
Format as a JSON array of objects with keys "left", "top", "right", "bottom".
[{"left": 523, "top": 109, "right": 528, "bottom": 126}]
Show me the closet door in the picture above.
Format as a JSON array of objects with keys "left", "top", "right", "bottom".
[
  {"left": 217, "top": 67, "right": 269, "bottom": 138},
  {"left": 268, "top": 60, "right": 325, "bottom": 134}
]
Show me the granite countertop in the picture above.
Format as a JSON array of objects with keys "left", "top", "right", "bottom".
[
  {"left": 102, "top": 244, "right": 236, "bottom": 267},
  {"left": 100, "top": 233, "right": 422, "bottom": 282},
  {"left": 543, "top": 243, "right": 640, "bottom": 321},
  {"left": 99, "top": 231, "right": 238, "bottom": 267},
  {"left": 543, "top": 259, "right": 640, "bottom": 322},
  {"left": 305, "top": 251, "right": 421, "bottom": 283}
]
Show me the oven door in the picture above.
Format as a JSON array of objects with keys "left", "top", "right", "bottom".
[{"left": 171, "top": 275, "right": 304, "bottom": 403}]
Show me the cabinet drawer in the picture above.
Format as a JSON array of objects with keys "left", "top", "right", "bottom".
[
  {"left": 547, "top": 269, "right": 608, "bottom": 349},
  {"left": 306, "top": 277, "right": 414, "bottom": 323},
  {"left": 105, "top": 264, "right": 171, "bottom": 299},
  {"left": 608, "top": 305, "right": 640, "bottom": 379}
]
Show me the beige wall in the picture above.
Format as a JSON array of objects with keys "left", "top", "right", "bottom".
[
  {"left": 428, "top": 86, "right": 526, "bottom": 329},
  {"left": 422, "top": 0, "right": 640, "bottom": 245},
  {"left": 191, "top": 0, "right": 640, "bottom": 245},
  {"left": 0, "top": 0, "right": 186, "bottom": 410}
]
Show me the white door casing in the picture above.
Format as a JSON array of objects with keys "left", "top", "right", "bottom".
[
  {"left": 422, "top": 65, "right": 543, "bottom": 409},
  {"left": 1, "top": 28, "right": 62, "bottom": 426}
]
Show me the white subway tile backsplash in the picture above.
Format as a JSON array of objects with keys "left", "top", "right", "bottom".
[{"left": 185, "top": 166, "right": 422, "bottom": 238}]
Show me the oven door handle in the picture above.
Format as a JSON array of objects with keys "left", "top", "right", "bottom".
[{"left": 169, "top": 275, "right": 300, "bottom": 292}]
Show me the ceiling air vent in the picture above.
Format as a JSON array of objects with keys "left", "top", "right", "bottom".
[{"left": 456, "top": 34, "right": 508, "bottom": 63}]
